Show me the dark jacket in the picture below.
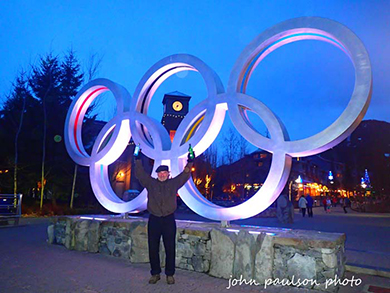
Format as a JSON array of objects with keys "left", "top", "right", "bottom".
[
  {"left": 306, "top": 195, "right": 314, "bottom": 208},
  {"left": 135, "top": 160, "right": 193, "bottom": 217}
]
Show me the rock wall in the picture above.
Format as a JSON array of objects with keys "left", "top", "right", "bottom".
[{"left": 48, "top": 216, "right": 345, "bottom": 292}]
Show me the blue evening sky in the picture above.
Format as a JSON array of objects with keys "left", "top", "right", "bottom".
[{"left": 1, "top": 0, "right": 389, "bottom": 146}]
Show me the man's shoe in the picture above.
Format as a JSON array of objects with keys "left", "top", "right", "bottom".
[
  {"left": 149, "top": 274, "right": 161, "bottom": 284},
  {"left": 166, "top": 275, "right": 175, "bottom": 285}
]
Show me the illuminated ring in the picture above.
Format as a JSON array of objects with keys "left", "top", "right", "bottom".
[
  {"left": 65, "top": 79, "right": 146, "bottom": 212},
  {"left": 89, "top": 109, "right": 186, "bottom": 213},
  {"left": 64, "top": 78, "right": 130, "bottom": 166},
  {"left": 88, "top": 113, "right": 148, "bottom": 213},
  {"left": 175, "top": 92, "right": 292, "bottom": 220},
  {"left": 63, "top": 17, "right": 372, "bottom": 220},
  {"left": 178, "top": 17, "right": 371, "bottom": 220},
  {"left": 128, "top": 55, "right": 230, "bottom": 216},
  {"left": 86, "top": 55, "right": 226, "bottom": 213},
  {"left": 130, "top": 54, "right": 225, "bottom": 163},
  {"left": 228, "top": 16, "right": 372, "bottom": 157}
]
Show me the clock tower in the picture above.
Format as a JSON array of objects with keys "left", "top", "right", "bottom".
[{"left": 161, "top": 91, "right": 191, "bottom": 141}]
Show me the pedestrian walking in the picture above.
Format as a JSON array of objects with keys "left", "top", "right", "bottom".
[
  {"left": 298, "top": 195, "right": 308, "bottom": 217},
  {"left": 322, "top": 197, "right": 327, "bottom": 212},
  {"left": 326, "top": 197, "right": 332, "bottom": 213},
  {"left": 343, "top": 197, "right": 351, "bottom": 213}
]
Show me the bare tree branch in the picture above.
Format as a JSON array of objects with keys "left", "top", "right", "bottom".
[{"left": 85, "top": 52, "right": 104, "bottom": 82}]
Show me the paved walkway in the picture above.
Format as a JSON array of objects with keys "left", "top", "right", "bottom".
[{"left": 0, "top": 209, "right": 389, "bottom": 293}]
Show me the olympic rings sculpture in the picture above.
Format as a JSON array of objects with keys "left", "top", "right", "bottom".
[{"left": 65, "top": 17, "right": 372, "bottom": 221}]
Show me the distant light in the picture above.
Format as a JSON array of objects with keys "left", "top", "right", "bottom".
[
  {"left": 249, "top": 231, "right": 261, "bottom": 235},
  {"left": 54, "top": 135, "right": 62, "bottom": 143},
  {"left": 226, "top": 229, "right": 240, "bottom": 233},
  {"left": 361, "top": 177, "right": 367, "bottom": 189},
  {"left": 178, "top": 219, "right": 202, "bottom": 224},
  {"left": 295, "top": 175, "right": 302, "bottom": 184},
  {"left": 80, "top": 216, "right": 107, "bottom": 221},
  {"left": 328, "top": 171, "right": 333, "bottom": 180},
  {"left": 117, "top": 171, "right": 125, "bottom": 179},
  {"left": 241, "top": 224, "right": 261, "bottom": 228},
  {"left": 80, "top": 216, "right": 94, "bottom": 220}
]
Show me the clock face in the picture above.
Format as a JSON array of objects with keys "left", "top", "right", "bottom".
[{"left": 172, "top": 101, "right": 183, "bottom": 112}]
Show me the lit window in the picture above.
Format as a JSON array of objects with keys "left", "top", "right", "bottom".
[{"left": 116, "top": 171, "right": 125, "bottom": 181}]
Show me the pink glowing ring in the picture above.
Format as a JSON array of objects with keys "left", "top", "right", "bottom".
[
  {"left": 65, "top": 79, "right": 130, "bottom": 166},
  {"left": 64, "top": 17, "right": 371, "bottom": 220}
]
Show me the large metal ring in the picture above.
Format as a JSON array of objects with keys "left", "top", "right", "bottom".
[{"left": 64, "top": 17, "right": 372, "bottom": 220}]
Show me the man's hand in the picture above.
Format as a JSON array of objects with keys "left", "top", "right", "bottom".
[
  {"left": 187, "top": 151, "right": 195, "bottom": 163},
  {"left": 134, "top": 145, "right": 142, "bottom": 160}
]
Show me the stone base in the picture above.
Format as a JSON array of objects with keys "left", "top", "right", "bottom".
[{"left": 48, "top": 216, "right": 345, "bottom": 292}]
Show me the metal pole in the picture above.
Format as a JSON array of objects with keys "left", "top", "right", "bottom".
[
  {"left": 70, "top": 164, "right": 78, "bottom": 209},
  {"left": 221, "top": 221, "right": 230, "bottom": 227}
]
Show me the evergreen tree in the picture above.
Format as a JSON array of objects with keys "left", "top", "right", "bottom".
[
  {"left": 60, "top": 49, "right": 84, "bottom": 106},
  {"left": 0, "top": 71, "right": 39, "bottom": 194},
  {"left": 29, "top": 54, "right": 60, "bottom": 207},
  {"left": 0, "top": 50, "right": 96, "bottom": 211},
  {"left": 59, "top": 49, "right": 84, "bottom": 209},
  {"left": 28, "top": 52, "right": 84, "bottom": 207}
]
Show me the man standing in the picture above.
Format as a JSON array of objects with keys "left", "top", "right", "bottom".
[
  {"left": 322, "top": 197, "right": 327, "bottom": 212},
  {"left": 298, "top": 195, "right": 308, "bottom": 217},
  {"left": 134, "top": 149, "right": 194, "bottom": 285},
  {"left": 306, "top": 194, "right": 314, "bottom": 218}
]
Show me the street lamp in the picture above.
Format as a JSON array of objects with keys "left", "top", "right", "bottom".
[
  {"left": 328, "top": 171, "right": 334, "bottom": 185},
  {"left": 289, "top": 175, "right": 302, "bottom": 201}
]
